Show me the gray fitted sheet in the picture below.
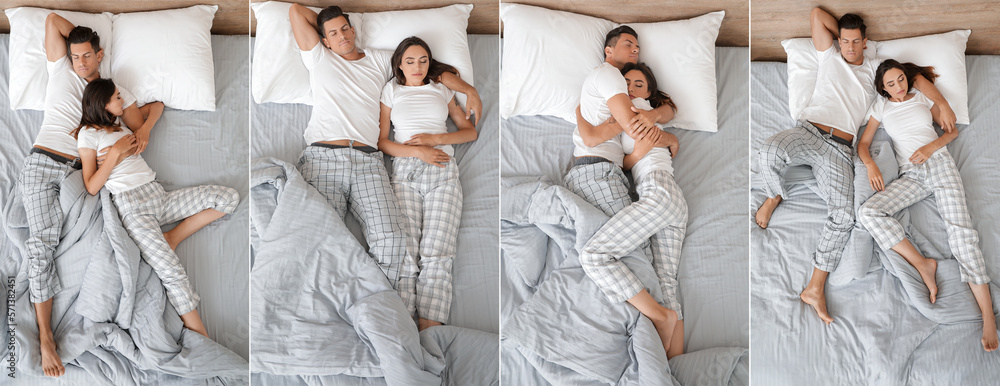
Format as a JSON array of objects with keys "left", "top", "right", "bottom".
[
  {"left": 500, "top": 47, "right": 750, "bottom": 384},
  {"left": 0, "top": 34, "right": 250, "bottom": 383},
  {"left": 750, "top": 57, "right": 1000, "bottom": 384}
]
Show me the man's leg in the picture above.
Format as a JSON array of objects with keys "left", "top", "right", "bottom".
[
  {"left": 755, "top": 127, "right": 811, "bottom": 228},
  {"left": 415, "top": 162, "right": 463, "bottom": 329},
  {"left": 858, "top": 174, "right": 938, "bottom": 302},
  {"left": 802, "top": 140, "right": 855, "bottom": 324},
  {"left": 19, "top": 154, "right": 68, "bottom": 377},
  {"left": 298, "top": 147, "right": 350, "bottom": 220},
  {"left": 349, "top": 151, "right": 407, "bottom": 289},
  {"left": 564, "top": 162, "right": 632, "bottom": 217}
]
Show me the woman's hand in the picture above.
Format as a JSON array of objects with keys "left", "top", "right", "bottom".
[
  {"left": 413, "top": 146, "right": 450, "bottom": 167},
  {"left": 867, "top": 164, "right": 884, "bottom": 191},
  {"left": 909, "top": 145, "right": 935, "bottom": 164},
  {"left": 404, "top": 134, "right": 441, "bottom": 147}
]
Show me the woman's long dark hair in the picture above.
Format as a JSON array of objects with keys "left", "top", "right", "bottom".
[
  {"left": 390, "top": 36, "right": 457, "bottom": 85},
  {"left": 874, "top": 59, "right": 939, "bottom": 99},
  {"left": 71, "top": 78, "right": 121, "bottom": 138},
  {"left": 621, "top": 62, "right": 676, "bottom": 112}
]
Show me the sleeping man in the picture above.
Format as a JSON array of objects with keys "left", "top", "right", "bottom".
[
  {"left": 23, "top": 13, "right": 162, "bottom": 377},
  {"left": 286, "top": 4, "right": 481, "bottom": 309},
  {"left": 753, "top": 8, "right": 955, "bottom": 324}
]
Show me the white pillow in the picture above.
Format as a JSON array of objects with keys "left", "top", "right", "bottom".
[
  {"left": 500, "top": 4, "right": 724, "bottom": 133},
  {"left": 250, "top": 1, "right": 476, "bottom": 107},
  {"left": 876, "top": 30, "right": 970, "bottom": 125},
  {"left": 110, "top": 5, "right": 218, "bottom": 111},
  {"left": 781, "top": 38, "right": 877, "bottom": 121},
  {"left": 5, "top": 7, "right": 114, "bottom": 110}
]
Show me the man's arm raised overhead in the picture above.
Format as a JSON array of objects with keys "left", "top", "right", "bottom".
[
  {"left": 45, "top": 13, "right": 74, "bottom": 61},
  {"left": 289, "top": 3, "right": 321, "bottom": 51},
  {"left": 811, "top": 7, "right": 838, "bottom": 52}
]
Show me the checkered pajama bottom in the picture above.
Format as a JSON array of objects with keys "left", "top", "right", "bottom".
[
  {"left": 758, "top": 121, "right": 855, "bottom": 272},
  {"left": 113, "top": 181, "right": 239, "bottom": 315},
  {"left": 392, "top": 157, "right": 463, "bottom": 323},
  {"left": 858, "top": 148, "right": 990, "bottom": 284},
  {"left": 297, "top": 146, "right": 407, "bottom": 289},
  {"left": 18, "top": 152, "right": 75, "bottom": 303}
]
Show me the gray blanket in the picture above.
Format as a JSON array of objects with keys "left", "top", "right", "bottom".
[{"left": 1, "top": 172, "right": 248, "bottom": 384}]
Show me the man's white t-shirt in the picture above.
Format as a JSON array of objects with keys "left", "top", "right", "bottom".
[
  {"left": 35, "top": 56, "right": 136, "bottom": 156},
  {"left": 300, "top": 43, "right": 392, "bottom": 147},
  {"left": 799, "top": 45, "right": 879, "bottom": 137},
  {"left": 573, "top": 62, "right": 629, "bottom": 167},
  {"left": 867, "top": 90, "right": 939, "bottom": 166},
  {"left": 381, "top": 81, "right": 457, "bottom": 157},
  {"left": 620, "top": 98, "right": 674, "bottom": 180},
  {"left": 77, "top": 123, "right": 156, "bottom": 194}
]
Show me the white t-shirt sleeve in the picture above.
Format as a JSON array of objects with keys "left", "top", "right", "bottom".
[
  {"left": 594, "top": 66, "right": 628, "bottom": 102},
  {"left": 867, "top": 97, "right": 884, "bottom": 123},
  {"left": 77, "top": 128, "right": 100, "bottom": 151},
  {"left": 914, "top": 90, "right": 935, "bottom": 109},
  {"left": 47, "top": 55, "right": 69, "bottom": 74},
  {"left": 380, "top": 82, "right": 395, "bottom": 108},
  {"left": 300, "top": 42, "right": 325, "bottom": 71},
  {"left": 443, "top": 83, "right": 457, "bottom": 104},
  {"left": 373, "top": 50, "right": 394, "bottom": 81}
]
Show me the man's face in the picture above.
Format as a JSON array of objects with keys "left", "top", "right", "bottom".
[
  {"left": 321, "top": 16, "right": 357, "bottom": 57},
  {"left": 838, "top": 28, "right": 866, "bottom": 65},
  {"left": 69, "top": 42, "right": 102, "bottom": 80},
  {"left": 605, "top": 33, "right": 639, "bottom": 67}
]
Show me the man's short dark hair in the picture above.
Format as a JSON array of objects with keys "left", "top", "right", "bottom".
[
  {"left": 317, "top": 6, "right": 351, "bottom": 32},
  {"left": 604, "top": 25, "right": 638, "bottom": 49},
  {"left": 837, "top": 14, "right": 866, "bottom": 38},
  {"left": 66, "top": 26, "right": 100, "bottom": 54}
]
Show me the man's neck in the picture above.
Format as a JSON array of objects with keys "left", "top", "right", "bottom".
[
  {"left": 339, "top": 48, "right": 365, "bottom": 61},
  {"left": 84, "top": 71, "right": 100, "bottom": 83},
  {"left": 604, "top": 58, "right": 624, "bottom": 70}
]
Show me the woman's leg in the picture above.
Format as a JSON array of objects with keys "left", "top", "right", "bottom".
[
  {"left": 644, "top": 171, "right": 688, "bottom": 356},
  {"left": 415, "top": 163, "right": 463, "bottom": 329},
  {"left": 858, "top": 174, "right": 937, "bottom": 302},
  {"left": 969, "top": 283, "right": 999, "bottom": 351},
  {"left": 627, "top": 290, "right": 677, "bottom": 356},
  {"left": 159, "top": 185, "right": 240, "bottom": 247},
  {"left": 392, "top": 159, "right": 423, "bottom": 321},
  {"left": 163, "top": 209, "right": 228, "bottom": 250}
]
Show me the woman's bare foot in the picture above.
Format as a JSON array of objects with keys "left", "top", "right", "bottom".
[
  {"left": 915, "top": 258, "right": 938, "bottom": 303},
  {"left": 39, "top": 333, "right": 64, "bottom": 377},
  {"left": 163, "top": 230, "right": 181, "bottom": 251},
  {"left": 180, "top": 310, "right": 210, "bottom": 338},
  {"left": 418, "top": 318, "right": 443, "bottom": 331},
  {"left": 983, "top": 314, "right": 999, "bottom": 352},
  {"left": 650, "top": 308, "right": 679, "bottom": 356},
  {"left": 755, "top": 196, "right": 782, "bottom": 229},
  {"left": 800, "top": 286, "right": 833, "bottom": 324}
]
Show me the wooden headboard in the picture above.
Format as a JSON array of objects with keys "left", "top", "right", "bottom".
[
  {"left": 0, "top": 1, "right": 249, "bottom": 35},
  {"left": 499, "top": 1, "right": 749, "bottom": 47},
  {"left": 752, "top": 1, "right": 1000, "bottom": 61},
  {"left": 250, "top": 1, "right": 501, "bottom": 35}
]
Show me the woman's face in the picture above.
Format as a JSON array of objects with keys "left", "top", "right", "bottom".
[
  {"left": 624, "top": 69, "right": 651, "bottom": 100},
  {"left": 105, "top": 88, "right": 124, "bottom": 117},
  {"left": 399, "top": 45, "right": 430, "bottom": 86},
  {"left": 882, "top": 68, "right": 908, "bottom": 100}
]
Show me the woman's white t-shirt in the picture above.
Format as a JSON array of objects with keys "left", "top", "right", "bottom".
[
  {"left": 77, "top": 123, "right": 156, "bottom": 194},
  {"left": 619, "top": 98, "right": 674, "bottom": 180},
  {"left": 381, "top": 81, "right": 457, "bottom": 156},
  {"left": 867, "top": 89, "right": 939, "bottom": 166}
]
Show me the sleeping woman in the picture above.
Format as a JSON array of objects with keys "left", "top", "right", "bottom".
[
  {"left": 377, "top": 36, "right": 477, "bottom": 331},
  {"left": 857, "top": 59, "right": 998, "bottom": 352},
  {"left": 74, "top": 78, "right": 240, "bottom": 338},
  {"left": 576, "top": 62, "right": 687, "bottom": 358}
]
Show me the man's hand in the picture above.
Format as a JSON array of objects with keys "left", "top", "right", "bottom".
[
  {"left": 404, "top": 133, "right": 441, "bottom": 147},
  {"left": 464, "top": 92, "right": 482, "bottom": 127},
  {"left": 134, "top": 128, "right": 150, "bottom": 153},
  {"left": 935, "top": 103, "right": 957, "bottom": 133}
]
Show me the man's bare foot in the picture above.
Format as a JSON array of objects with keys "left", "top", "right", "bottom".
[
  {"left": 163, "top": 230, "right": 181, "bottom": 251},
  {"left": 755, "top": 196, "right": 782, "bottom": 229},
  {"left": 983, "top": 315, "right": 999, "bottom": 352},
  {"left": 800, "top": 286, "right": 833, "bottom": 324},
  {"left": 650, "top": 308, "right": 679, "bottom": 356},
  {"left": 418, "top": 318, "right": 443, "bottom": 331},
  {"left": 913, "top": 258, "right": 938, "bottom": 303},
  {"left": 39, "top": 334, "right": 64, "bottom": 377}
]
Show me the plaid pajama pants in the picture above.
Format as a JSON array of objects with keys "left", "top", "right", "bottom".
[
  {"left": 564, "top": 159, "right": 632, "bottom": 218},
  {"left": 392, "top": 157, "right": 463, "bottom": 323},
  {"left": 113, "top": 181, "right": 239, "bottom": 315},
  {"left": 297, "top": 146, "right": 407, "bottom": 290},
  {"left": 758, "top": 121, "right": 855, "bottom": 272},
  {"left": 579, "top": 170, "right": 688, "bottom": 314},
  {"left": 858, "top": 148, "right": 990, "bottom": 284},
  {"left": 18, "top": 152, "right": 78, "bottom": 303}
]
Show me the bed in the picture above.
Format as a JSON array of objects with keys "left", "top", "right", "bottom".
[
  {"left": 498, "top": 3, "right": 750, "bottom": 384},
  {"left": 750, "top": 3, "right": 1000, "bottom": 383},
  {"left": 248, "top": 26, "right": 501, "bottom": 384},
  {"left": 0, "top": 30, "right": 251, "bottom": 384}
]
